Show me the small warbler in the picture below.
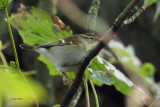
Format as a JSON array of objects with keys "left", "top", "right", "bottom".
[{"left": 20, "top": 34, "right": 100, "bottom": 72}]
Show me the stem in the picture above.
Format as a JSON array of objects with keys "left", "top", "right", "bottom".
[
  {"left": 83, "top": 78, "right": 90, "bottom": 107},
  {"left": 5, "top": 7, "right": 19, "bottom": 69},
  {"left": 5, "top": 7, "right": 39, "bottom": 107},
  {"left": 0, "top": 51, "right": 8, "bottom": 66},
  {"left": 61, "top": 0, "right": 141, "bottom": 107},
  {"left": 87, "top": 0, "right": 101, "bottom": 34},
  {"left": 0, "top": 95, "right": 2, "bottom": 107},
  {"left": 23, "top": 70, "right": 36, "bottom": 76},
  {"left": 89, "top": 79, "right": 99, "bottom": 107}
]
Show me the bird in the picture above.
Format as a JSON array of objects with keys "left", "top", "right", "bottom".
[{"left": 20, "top": 34, "right": 100, "bottom": 73}]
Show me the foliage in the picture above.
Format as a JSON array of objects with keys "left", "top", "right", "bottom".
[
  {"left": 108, "top": 41, "right": 146, "bottom": 81},
  {"left": 38, "top": 55, "right": 61, "bottom": 75},
  {"left": 0, "top": 0, "right": 159, "bottom": 106},
  {"left": 2, "top": 0, "right": 160, "bottom": 106},
  {"left": 0, "top": 0, "right": 12, "bottom": 9},
  {"left": 0, "top": 65, "right": 46, "bottom": 106},
  {"left": 144, "top": 0, "right": 158, "bottom": 6},
  {"left": 10, "top": 6, "right": 135, "bottom": 96},
  {"left": 108, "top": 40, "right": 160, "bottom": 95},
  {"left": 10, "top": 5, "right": 72, "bottom": 76},
  {"left": 53, "top": 104, "right": 60, "bottom": 107},
  {"left": 10, "top": 7, "right": 71, "bottom": 45},
  {"left": 141, "top": 62, "right": 155, "bottom": 77},
  {"left": 0, "top": 2, "right": 46, "bottom": 106},
  {"left": 90, "top": 56, "right": 133, "bottom": 95}
]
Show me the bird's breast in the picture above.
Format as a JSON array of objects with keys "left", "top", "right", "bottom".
[{"left": 37, "top": 45, "right": 86, "bottom": 72}]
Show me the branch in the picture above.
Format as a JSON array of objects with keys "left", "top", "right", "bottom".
[
  {"left": 123, "top": 4, "right": 146, "bottom": 25},
  {"left": 86, "top": 0, "right": 100, "bottom": 34},
  {"left": 69, "top": 83, "right": 84, "bottom": 107},
  {"left": 61, "top": 0, "right": 141, "bottom": 107},
  {"left": 62, "top": 0, "right": 101, "bottom": 106}
]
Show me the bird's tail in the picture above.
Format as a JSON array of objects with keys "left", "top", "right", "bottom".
[{"left": 19, "top": 44, "right": 36, "bottom": 50}]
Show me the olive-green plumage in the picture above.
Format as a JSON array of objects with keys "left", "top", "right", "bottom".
[{"left": 20, "top": 34, "right": 99, "bottom": 72}]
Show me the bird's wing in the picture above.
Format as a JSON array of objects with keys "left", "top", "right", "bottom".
[{"left": 38, "top": 35, "right": 82, "bottom": 49}]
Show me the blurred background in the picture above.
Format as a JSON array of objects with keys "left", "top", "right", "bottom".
[{"left": 0, "top": 0, "right": 160, "bottom": 107}]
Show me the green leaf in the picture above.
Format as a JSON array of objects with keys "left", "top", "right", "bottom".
[
  {"left": 108, "top": 40, "right": 157, "bottom": 88},
  {"left": 90, "top": 56, "right": 134, "bottom": 95},
  {"left": 89, "top": 56, "right": 114, "bottom": 86},
  {"left": 108, "top": 41, "right": 146, "bottom": 80},
  {"left": 53, "top": 104, "right": 60, "bottom": 107},
  {"left": 0, "top": 65, "right": 46, "bottom": 106},
  {"left": 113, "top": 78, "right": 133, "bottom": 95},
  {"left": 10, "top": 7, "right": 71, "bottom": 43},
  {"left": 141, "top": 63, "right": 155, "bottom": 77},
  {"left": 0, "top": 0, "right": 13, "bottom": 9},
  {"left": 10, "top": 61, "right": 16, "bottom": 68},
  {"left": 91, "top": 56, "right": 133, "bottom": 87},
  {"left": 38, "top": 55, "right": 62, "bottom": 76},
  {"left": 10, "top": 6, "right": 72, "bottom": 76},
  {"left": 90, "top": 56, "right": 107, "bottom": 71},
  {"left": 19, "top": 13, "right": 37, "bottom": 31},
  {"left": 19, "top": 30, "right": 48, "bottom": 45},
  {"left": 91, "top": 78, "right": 104, "bottom": 86},
  {"left": 92, "top": 71, "right": 114, "bottom": 85},
  {"left": 31, "top": 8, "right": 53, "bottom": 24},
  {"left": 32, "top": 20, "right": 58, "bottom": 41},
  {"left": 144, "top": 0, "right": 158, "bottom": 6},
  {"left": 66, "top": 72, "right": 75, "bottom": 80}
]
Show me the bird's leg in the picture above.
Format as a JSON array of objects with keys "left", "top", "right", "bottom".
[{"left": 62, "top": 72, "right": 73, "bottom": 88}]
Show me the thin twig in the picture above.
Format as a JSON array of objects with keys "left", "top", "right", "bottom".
[
  {"left": 0, "top": 51, "right": 8, "bottom": 66},
  {"left": 84, "top": 78, "right": 90, "bottom": 107},
  {"left": 61, "top": 0, "right": 141, "bottom": 107},
  {"left": 123, "top": 4, "right": 146, "bottom": 25},
  {"left": 87, "top": 0, "right": 101, "bottom": 34},
  {"left": 90, "top": 79, "right": 99, "bottom": 107}
]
